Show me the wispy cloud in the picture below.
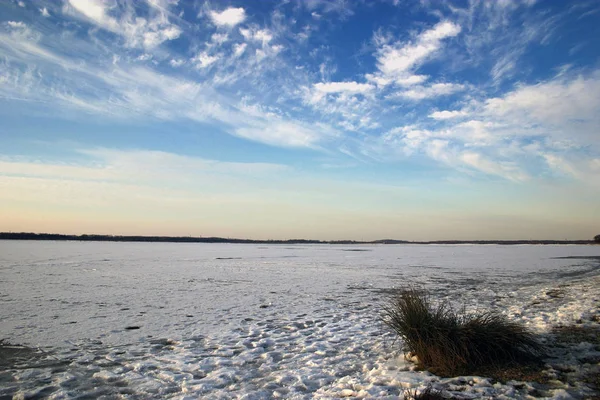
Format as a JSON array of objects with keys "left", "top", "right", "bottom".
[
  {"left": 299, "top": 0, "right": 354, "bottom": 18},
  {"left": 459, "top": 151, "right": 529, "bottom": 182},
  {"left": 235, "top": 120, "right": 334, "bottom": 149},
  {"left": 0, "top": 13, "right": 334, "bottom": 149},
  {"left": 382, "top": 70, "right": 600, "bottom": 182},
  {"left": 0, "top": 147, "right": 290, "bottom": 189},
  {"left": 1, "top": 0, "right": 598, "bottom": 187},
  {"left": 394, "top": 82, "right": 466, "bottom": 100},
  {"left": 240, "top": 27, "right": 273, "bottom": 44},
  {"left": 64, "top": 0, "right": 182, "bottom": 49},
  {"left": 192, "top": 51, "right": 220, "bottom": 69},
  {"left": 446, "top": 0, "right": 560, "bottom": 85},
  {"left": 367, "top": 21, "right": 461, "bottom": 87}
]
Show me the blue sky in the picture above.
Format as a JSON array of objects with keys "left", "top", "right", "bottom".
[{"left": 1, "top": 0, "right": 599, "bottom": 240}]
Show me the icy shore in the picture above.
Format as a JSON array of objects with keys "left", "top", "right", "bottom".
[{"left": 1, "top": 242, "right": 599, "bottom": 399}]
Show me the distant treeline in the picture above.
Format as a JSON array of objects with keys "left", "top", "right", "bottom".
[{"left": 0, "top": 232, "right": 595, "bottom": 245}]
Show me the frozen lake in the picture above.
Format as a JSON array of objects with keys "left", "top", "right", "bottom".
[{"left": 1, "top": 241, "right": 599, "bottom": 399}]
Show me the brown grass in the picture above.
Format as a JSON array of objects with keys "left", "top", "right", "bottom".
[
  {"left": 403, "top": 384, "right": 453, "bottom": 400},
  {"left": 382, "top": 288, "right": 545, "bottom": 377},
  {"left": 552, "top": 325, "right": 600, "bottom": 346}
]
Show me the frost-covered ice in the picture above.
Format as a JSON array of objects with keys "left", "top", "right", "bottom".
[{"left": 0, "top": 241, "right": 599, "bottom": 399}]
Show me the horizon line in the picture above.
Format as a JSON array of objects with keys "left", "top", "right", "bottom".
[{"left": 0, "top": 232, "right": 596, "bottom": 245}]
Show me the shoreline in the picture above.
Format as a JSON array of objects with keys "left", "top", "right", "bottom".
[{"left": 0, "top": 232, "right": 596, "bottom": 245}]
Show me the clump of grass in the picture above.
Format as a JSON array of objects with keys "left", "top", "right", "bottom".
[
  {"left": 403, "top": 384, "right": 451, "bottom": 400},
  {"left": 382, "top": 288, "right": 544, "bottom": 376}
]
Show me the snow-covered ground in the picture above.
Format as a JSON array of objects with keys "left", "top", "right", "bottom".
[{"left": 1, "top": 241, "right": 599, "bottom": 399}]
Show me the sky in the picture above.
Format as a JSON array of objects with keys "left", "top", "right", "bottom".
[{"left": 1, "top": 0, "right": 599, "bottom": 241}]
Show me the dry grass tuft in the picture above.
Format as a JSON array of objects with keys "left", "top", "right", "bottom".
[
  {"left": 403, "top": 384, "right": 453, "bottom": 400},
  {"left": 382, "top": 288, "right": 545, "bottom": 377}
]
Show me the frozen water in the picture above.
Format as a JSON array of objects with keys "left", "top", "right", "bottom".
[{"left": 1, "top": 241, "right": 599, "bottom": 399}]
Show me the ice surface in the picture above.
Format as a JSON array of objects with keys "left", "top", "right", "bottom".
[{"left": 1, "top": 241, "right": 599, "bottom": 399}]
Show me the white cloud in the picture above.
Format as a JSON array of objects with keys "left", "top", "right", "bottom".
[
  {"left": 65, "top": 0, "right": 181, "bottom": 49},
  {"left": 0, "top": 24, "right": 337, "bottom": 150},
  {"left": 396, "top": 82, "right": 466, "bottom": 100},
  {"left": 454, "top": 120, "right": 497, "bottom": 143},
  {"left": 0, "top": 24, "right": 73, "bottom": 67},
  {"left": 240, "top": 28, "right": 273, "bottom": 44},
  {"left": 371, "top": 21, "right": 461, "bottom": 87},
  {"left": 484, "top": 74, "right": 600, "bottom": 126},
  {"left": 449, "top": 0, "right": 558, "bottom": 86},
  {"left": 394, "top": 74, "right": 428, "bottom": 86},
  {"left": 460, "top": 151, "right": 528, "bottom": 181},
  {"left": 169, "top": 58, "right": 184, "bottom": 67},
  {"left": 40, "top": 7, "right": 50, "bottom": 17},
  {"left": 541, "top": 153, "right": 600, "bottom": 185},
  {"left": 364, "top": 73, "right": 392, "bottom": 87},
  {"left": 314, "top": 81, "right": 374, "bottom": 94},
  {"left": 6, "top": 0, "right": 598, "bottom": 186},
  {"left": 470, "top": 71, "right": 600, "bottom": 157},
  {"left": 232, "top": 43, "right": 247, "bottom": 57},
  {"left": 304, "top": 82, "right": 375, "bottom": 115},
  {"left": 543, "top": 154, "right": 579, "bottom": 178},
  {"left": 140, "top": 25, "right": 182, "bottom": 49},
  {"left": 3, "top": 21, "right": 43, "bottom": 47},
  {"left": 193, "top": 51, "right": 220, "bottom": 68},
  {"left": 429, "top": 110, "right": 468, "bottom": 120},
  {"left": 67, "top": 0, "right": 119, "bottom": 31},
  {"left": 255, "top": 49, "right": 266, "bottom": 62},
  {"left": 270, "top": 44, "right": 283, "bottom": 55},
  {"left": 383, "top": 125, "right": 434, "bottom": 155},
  {"left": 235, "top": 121, "right": 327, "bottom": 148},
  {"left": 209, "top": 7, "right": 246, "bottom": 27},
  {"left": 379, "top": 122, "right": 530, "bottom": 180},
  {"left": 302, "top": 0, "right": 354, "bottom": 18},
  {"left": 6, "top": 21, "right": 27, "bottom": 29},
  {"left": 388, "top": 70, "right": 600, "bottom": 182},
  {"left": 425, "top": 139, "right": 452, "bottom": 164},
  {"left": 490, "top": 52, "right": 518, "bottom": 84},
  {"left": 210, "top": 33, "right": 229, "bottom": 45},
  {"left": 302, "top": 81, "right": 378, "bottom": 130}
]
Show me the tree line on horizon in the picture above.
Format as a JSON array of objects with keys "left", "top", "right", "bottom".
[{"left": 0, "top": 232, "right": 597, "bottom": 245}]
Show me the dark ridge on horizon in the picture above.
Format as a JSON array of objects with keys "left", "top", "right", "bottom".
[{"left": 0, "top": 232, "right": 595, "bottom": 245}]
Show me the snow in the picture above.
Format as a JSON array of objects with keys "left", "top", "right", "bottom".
[{"left": 0, "top": 241, "right": 599, "bottom": 399}]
